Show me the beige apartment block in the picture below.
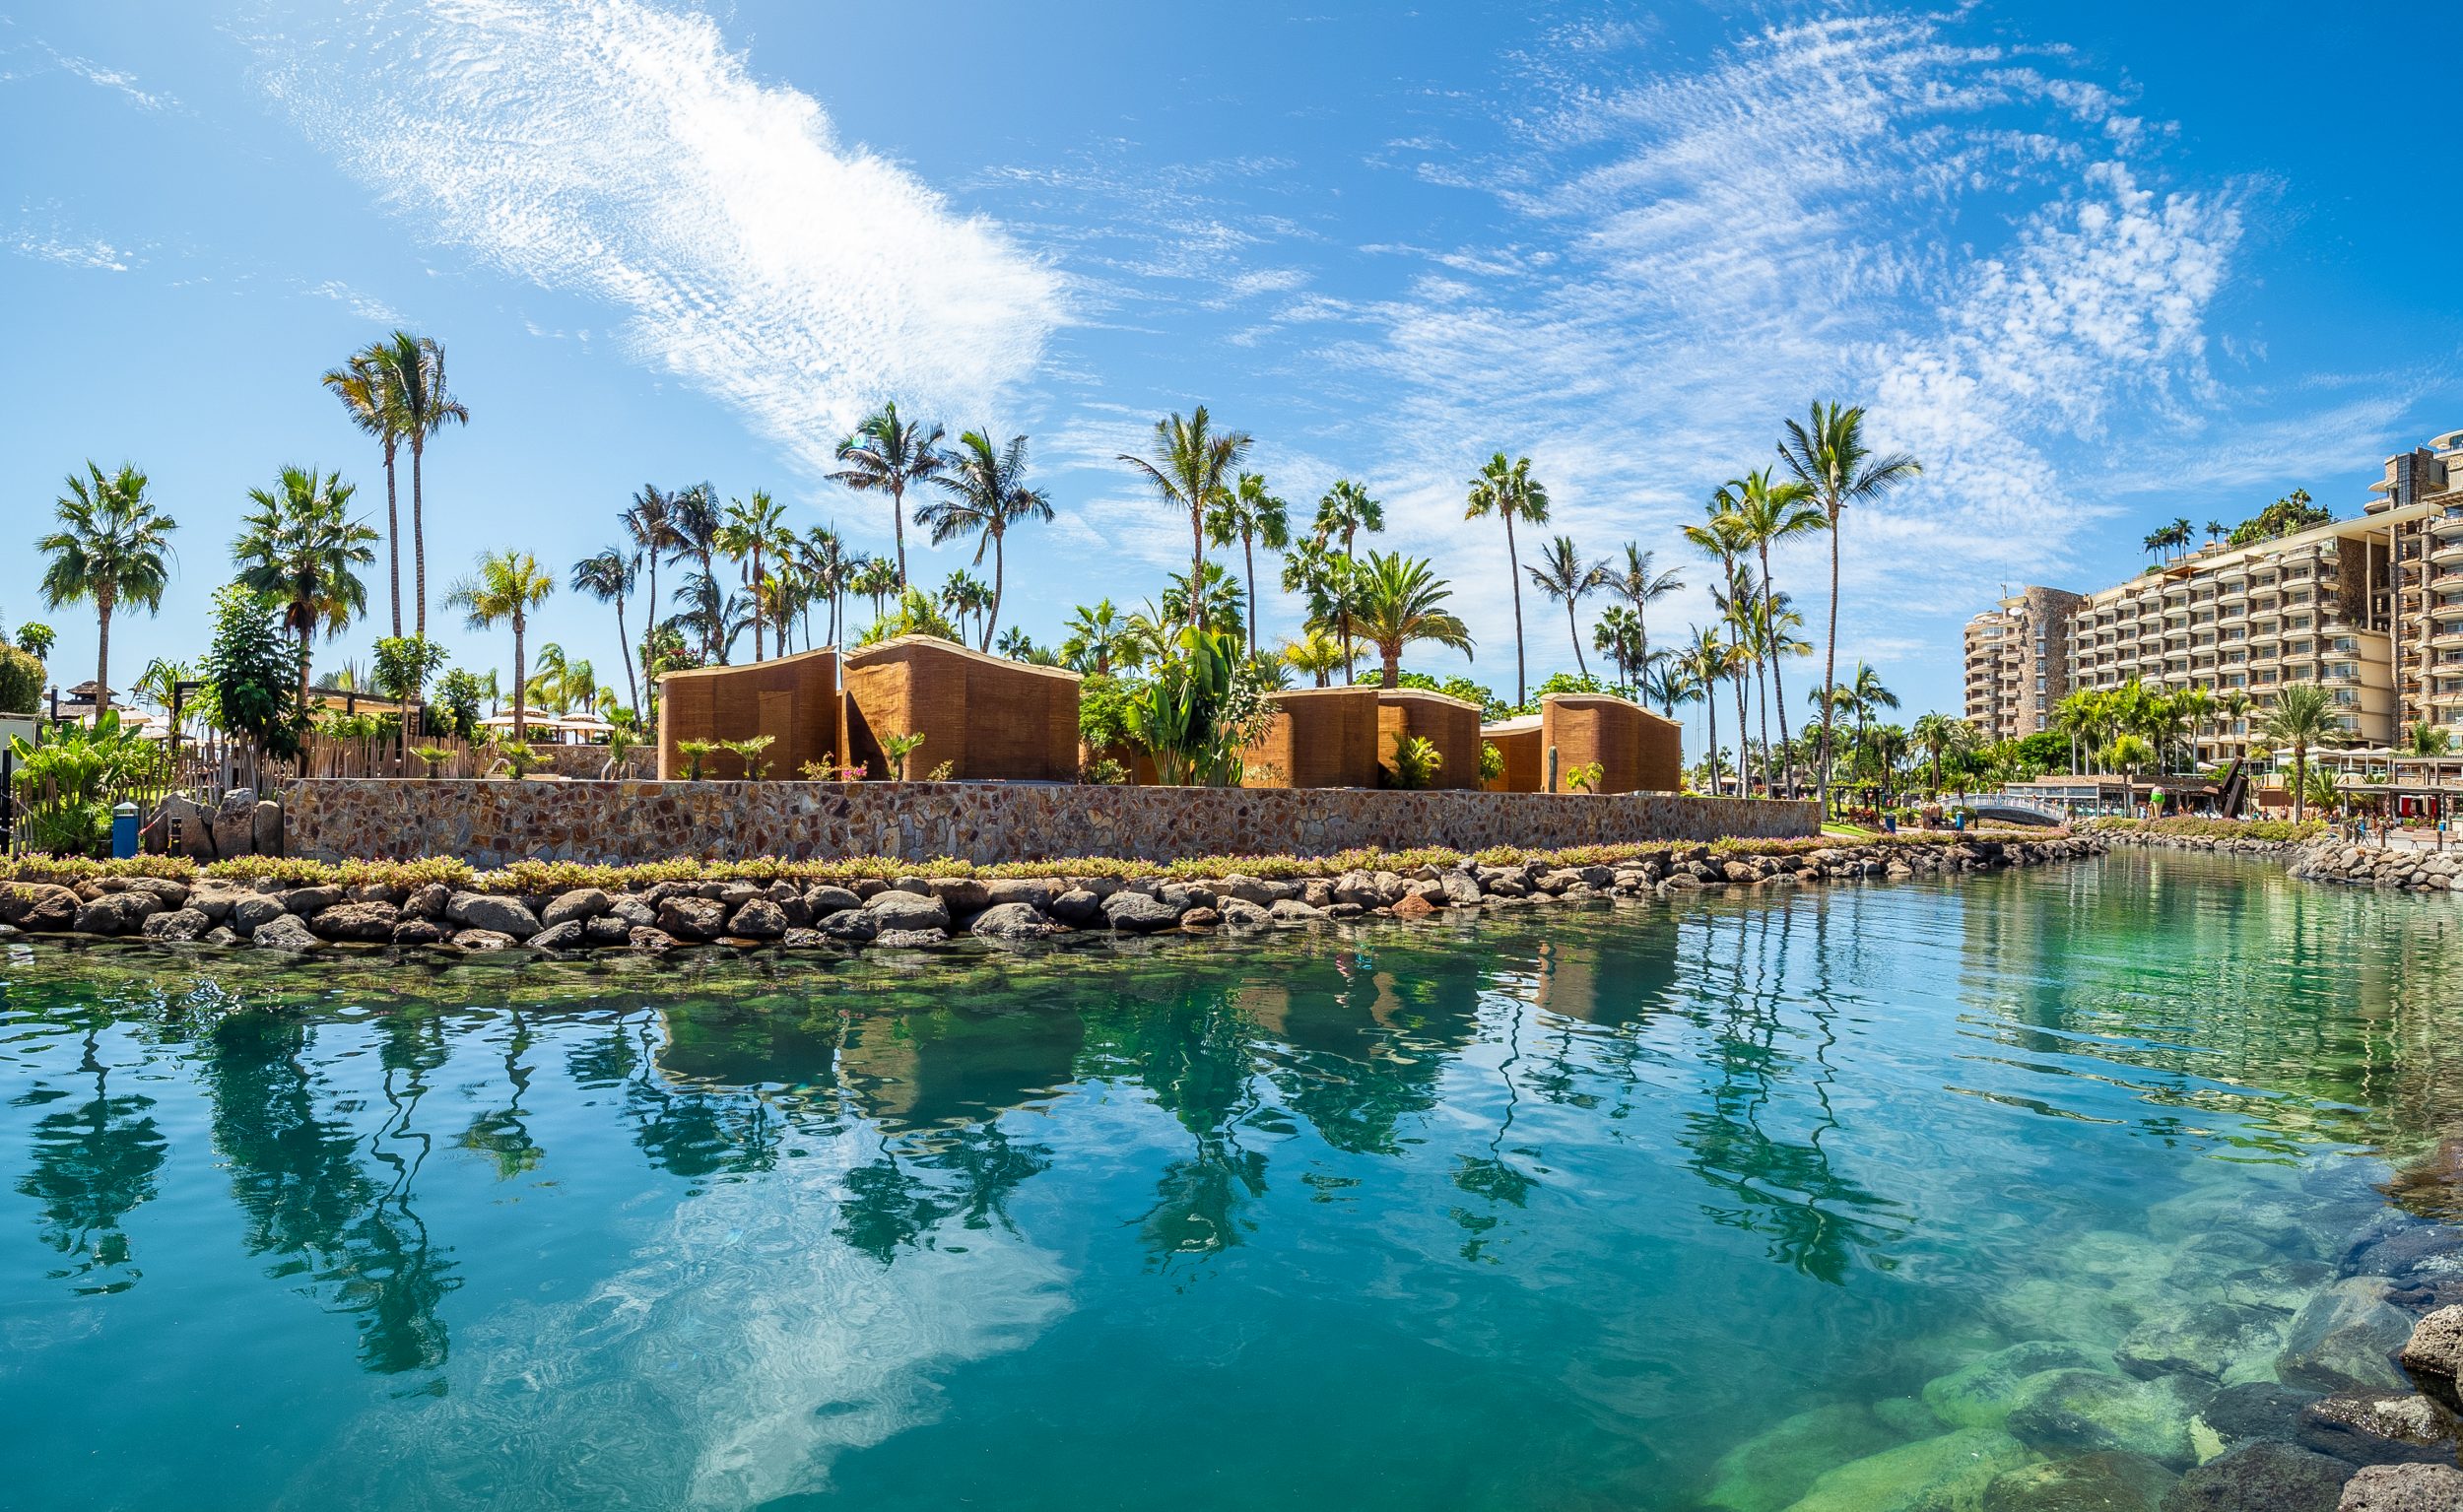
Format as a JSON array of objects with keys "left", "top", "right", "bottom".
[{"left": 1961, "top": 428, "right": 2463, "bottom": 760}]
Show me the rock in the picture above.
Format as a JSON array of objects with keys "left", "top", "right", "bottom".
[
  {"left": 656, "top": 895, "right": 728, "bottom": 941},
  {"left": 872, "top": 927, "right": 948, "bottom": 950},
  {"left": 2198, "top": 1381, "right": 2323, "bottom": 1447},
  {"left": 141, "top": 908, "right": 211, "bottom": 942},
  {"left": 184, "top": 887, "right": 236, "bottom": 925},
  {"left": 865, "top": 890, "right": 951, "bottom": 933},
  {"left": 805, "top": 884, "right": 863, "bottom": 916},
  {"left": 158, "top": 794, "right": 216, "bottom": 859},
  {"left": 2336, "top": 1463, "right": 2463, "bottom": 1511},
  {"left": 1392, "top": 892, "right": 1436, "bottom": 920},
  {"left": 2398, "top": 1305, "right": 2463, "bottom": 1411},
  {"left": 2163, "top": 1440, "right": 2350, "bottom": 1512},
  {"left": 1781, "top": 1427, "right": 2030, "bottom": 1512},
  {"left": 1440, "top": 870, "right": 1486, "bottom": 907},
  {"left": 540, "top": 887, "right": 610, "bottom": 927},
  {"left": 1048, "top": 887, "right": 1103, "bottom": 927},
  {"left": 984, "top": 878, "right": 1057, "bottom": 912},
  {"left": 73, "top": 891, "right": 164, "bottom": 935},
  {"left": 971, "top": 902, "right": 1064, "bottom": 942},
  {"left": 2283, "top": 1280, "right": 2417, "bottom": 1394},
  {"left": 210, "top": 789, "right": 257, "bottom": 859},
  {"left": 0, "top": 884, "right": 78, "bottom": 931},
  {"left": 1269, "top": 898, "right": 1326, "bottom": 925},
  {"left": 1702, "top": 1402, "right": 1906, "bottom": 1512},
  {"left": 1325, "top": 901, "right": 1365, "bottom": 919},
  {"left": 122, "top": 877, "right": 188, "bottom": 908},
  {"left": 2296, "top": 1392, "right": 2461, "bottom": 1466},
  {"left": 1982, "top": 1452, "right": 2175, "bottom": 1512},
  {"left": 1102, "top": 890, "right": 1183, "bottom": 933},
  {"left": 2348, "top": 1226, "right": 2463, "bottom": 1283},
  {"left": 817, "top": 908, "right": 881, "bottom": 943},
  {"left": 925, "top": 877, "right": 991, "bottom": 914},
  {"left": 1300, "top": 878, "right": 1337, "bottom": 908},
  {"left": 1925, "top": 1342, "right": 2105, "bottom": 1428},
  {"left": 309, "top": 901, "right": 398, "bottom": 942},
  {"left": 2119, "top": 1300, "right": 2288, "bottom": 1382},
  {"left": 2008, "top": 1369, "right": 2205, "bottom": 1466},
  {"left": 451, "top": 928, "right": 517, "bottom": 952},
  {"left": 391, "top": 918, "right": 447, "bottom": 946},
  {"left": 527, "top": 920, "right": 587, "bottom": 952},
  {"left": 1212, "top": 874, "right": 1276, "bottom": 906},
  {"left": 627, "top": 926, "right": 679, "bottom": 953},
  {"left": 582, "top": 914, "right": 632, "bottom": 948},
  {"left": 779, "top": 928, "right": 828, "bottom": 950},
  {"left": 402, "top": 883, "right": 449, "bottom": 919},
  {"left": 1219, "top": 897, "right": 1273, "bottom": 930},
  {"left": 608, "top": 894, "right": 656, "bottom": 929},
  {"left": 283, "top": 886, "right": 344, "bottom": 915},
  {"left": 444, "top": 891, "right": 542, "bottom": 941},
  {"left": 1179, "top": 906, "right": 1222, "bottom": 929},
  {"left": 726, "top": 898, "right": 788, "bottom": 939},
  {"left": 230, "top": 894, "right": 288, "bottom": 936},
  {"left": 250, "top": 914, "right": 319, "bottom": 952},
  {"left": 251, "top": 799, "right": 282, "bottom": 857}
]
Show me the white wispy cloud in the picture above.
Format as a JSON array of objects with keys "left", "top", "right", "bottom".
[
  {"left": 0, "top": 32, "right": 178, "bottom": 111},
  {"left": 249, "top": 0, "right": 1063, "bottom": 472},
  {"left": 10, "top": 201, "right": 136, "bottom": 271}
]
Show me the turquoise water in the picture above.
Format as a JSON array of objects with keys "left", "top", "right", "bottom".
[{"left": 3, "top": 851, "right": 2460, "bottom": 1510}]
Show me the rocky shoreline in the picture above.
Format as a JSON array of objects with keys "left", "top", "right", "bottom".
[
  {"left": 0, "top": 832, "right": 2102, "bottom": 955},
  {"left": 2097, "top": 829, "right": 2310, "bottom": 858},
  {"left": 2289, "top": 841, "right": 2463, "bottom": 893}
]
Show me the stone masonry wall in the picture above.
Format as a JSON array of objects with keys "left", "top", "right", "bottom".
[{"left": 282, "top": 778, "right": 1820, "bottom": 868}]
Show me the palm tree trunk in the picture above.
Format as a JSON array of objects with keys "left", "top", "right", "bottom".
[
  {"left": 750, "top": 546, "right": 765, "bottom": 662},
  {"left": 383, "top": 443, "right": 402, "bottom": 640},
  {"left": 1242, "top": 532, "right": 1259, "bottom": 657},
  {"left": 891, "top": 483, "right": 907, "bottom": 585},
  {"left": 1732, "top": 665, "right": 1750, "bottom": 797},
  {"left": 2293, "top": 745, "right": 2306, "bottom": 824},
  {"left": 617, "top": 597, "right": 638, "bottom": 717},
  {"left": 1188, "top": 505, "right": 1206, "bottom": 629},
  {"left": 93, "top": 597, "right": 113, "bottom": 723},
  {"left": 297, "top": 626, "right": 313, "bottom": 722},
  {"left": 411, "top": 436, "right": 429, "bottom": 638},
  {"left": 1819, "top": 510, "right": 1839, "bottom": 812},
  {"left": 1382, "top": 647, "right": 1401, "bottom": 689},
  {"left": 984, "top": 532, "right": 1006, "bottom": 653},
  {"left": 1760, "top": 544, "right": 1794, "bottom": 795},
  {"left": 1567, "top": 602, "right": 1588, "bottom": 678},
  {"left": 1705, "top": 676, "right": 1720, "bottom": 793},
  {"left": 1756, "top": 657, "right": 1771, "bottom": 797},
  {"left": 1505, "top": 513, "right": 1527, "bottom": 706}
]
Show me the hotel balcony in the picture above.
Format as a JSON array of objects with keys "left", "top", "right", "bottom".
[
  {"left": 2432, "top": 629, "right": 2463, "bottom": 652},
  {"left": 2428, "top": 510, "right": 2463, "bottom": 539},
  {"left": 2430, "top": 541, "right": 2463, "bottom": 568},
  {"left": 2433, "top": 600, "right": 2463, "bottom": 624}
]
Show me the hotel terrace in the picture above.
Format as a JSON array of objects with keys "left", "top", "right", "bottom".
[{"left": 1963, "top": 428, "right": 2463, "bottom": 758}]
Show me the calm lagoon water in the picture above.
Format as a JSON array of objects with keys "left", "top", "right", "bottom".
[{"left": 4, "top": 851, "right": 2461, "bottom": 1510}]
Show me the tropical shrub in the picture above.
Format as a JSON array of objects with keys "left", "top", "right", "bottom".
[
  {"left": 856, "top": 588, "right": 962, "bottom": 647},
  {"left": 0, "top": 644, "right": 42, "bottom": 714},
  {"left": 1385, "top": 734, "right": 1442, "bottom": 790},
  {"left": 1078, "top": 756, "right": 1131, "bottom": 786},
  {"left": 721, "top": 734, "right": 775, "bottom": 779},
  {"left": 881, "top": 731, "right": 927, "bottom": 781},
  {"left": 675, "top": 739, "right": 715, "bottom": 780},
  {"left": 201, "top": 582, "right": 300, "bottom": 762},
  {"left": 411, "top": 745, "right": 456, "bottom": 776},
  {"left": 1479, "top": 740, "right": 1505, "bottom": 783},
  {"left": 1564, "top": 761, "right": 1606, "bottom": 794},
  {"left": 496, "top": 740, "right": 546, "bottom": 778},
  {"left": 8, "top": 709, "right": 165, "bottom": 856},
  {"left": 1131, "top": 626, "right": 1278, "bottom": 786}
]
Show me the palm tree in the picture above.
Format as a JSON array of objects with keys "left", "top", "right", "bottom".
[
  {"left": 570, "top": 547, "right": 640, "bottom": 715},
  {"left": 1777, "top": 400, "right": 1921, "bottom": 812},
  {"left": 664, "top": 485, "right": 725, "bottom": 662},
  {"left": 830, "top": 402, "right": 944, "bottom": 584},
  {"left": 2262, "top": 682, "right": 2336, "bottom": 825},
  {"left": 1346, "top": 553, "right": 1473, "bottom": 688},
  {"left": 621, "top": 485, "right": 685, "bottom": 697},
  {"left": 1280, "top": 539, "right": 1363, "bottom": 685},
  {"left": 1910, "top": 711, "right": 1963, "bottom": 793},
  {"left": 1723, "top": 467, "right": 1826, "bottom": 792},
  {"left": 1311, "top": 479, "right": 1384, "bottom": 559},
  {"left": 938, "top": 569, "right": 992, "bottom": 645},
  {"left": 850, "top": 558, "right": 901, "bottom": 629},
  {"left": 1592, "top": 604, "right": 1646, "bottom": 690},
  {"left": 1608, "top": 544, "right": 1683, "bottom": 679},
  {"left": 1643, "top": 654, "right": 1699, "bottom": 723},
  {"left": 1710, "top": 568, "right": 1762, "bottom": 793},
  {"left": 1119, "top": 407, "right": 1251, "bottom": 626},
  {"left": 1842, "top": 661, "right": 1898, "bottom": 787},
  {"left": 1526, "top": 535, "right": 1606, "bottom": 680},
  {"left": 1162, "top": 562, "right": 1248, "bottom": 641},
  {"left": 2206, "top": 519, "right": 2227, "bottom": 549},
  {"left": 1464, "top": 453, "right": 1549, "bottom": 707},
  {"left": 36, "top": 463, "right": 177, "bottom": 713},
  {"left": 2105, "top": 733, "right": 2156, "bottom": 817},
  {"left": 1682, "top": 625, "right": 1734, "bottom": 793},
  {"left": 714, "top": 492, "right": 793, "bottom": 661},
  {"left": 370, "top": 332, "right": 468, "bottom": 637},
  {"left": 320, "top": 348, "right": 403, "bottom": 637},
  {"left": 917, "top": 428, "right": 1051, "bottom": 650},
  {"left": 444, "top": 551, "right": 555, "bottom": 740},
  {"left": 793, "top": 527, "right": 853, "bottom": 651},
  {"left": 1205, "top": 472, "right": 1289, "bottom": 656},
  {"left": 232, "top": 464, "right": 377, "bottom": 712},
  {"left": 1061, "top": 599, "right": 1134, "bottom": 677},
  {"left": 1280, "top": 628, "right": 1354, "bottom": 689}
]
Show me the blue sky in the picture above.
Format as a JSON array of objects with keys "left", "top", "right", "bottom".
[{"left": 3, "top": 0, "right": 2456, "bottom": 736}]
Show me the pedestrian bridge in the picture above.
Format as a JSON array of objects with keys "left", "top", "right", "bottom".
[{"left": 1966, "top": 793, "right": 2067, "bottom": 826}]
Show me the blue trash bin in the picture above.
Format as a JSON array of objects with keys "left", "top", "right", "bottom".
[{"left": 111, "top": 802, "right": 139, "bottom": 859}]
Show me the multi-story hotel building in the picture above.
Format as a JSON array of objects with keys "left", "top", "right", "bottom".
[{"left": 1961, "top": 428, "right": 2463, "bottom": 756}]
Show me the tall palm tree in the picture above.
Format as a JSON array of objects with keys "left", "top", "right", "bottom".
[
  {"left": 1777, "top": 400, "right": 1921, "bottom": 811},
  {"left": 1205, "top": 472, "right": 1290, "bottom": 656},
  {"left": 1527, "top": 534, "right": 1606, "bottom": 680},
  {"left": 370, "top": 332, "right": 468, "bottom": 637},
  {"left": 1119, "top": 407, "right": 1252, "bottom": 627},
  {"left": 1162, "top": 562, "right": 1248, "bottom": 641},
  {"left": 830, "top": 402, "right": 944, "bottom": 584},
  {"left": 1465, "top": 452, "right": 1549, "bottom": 707},
  {"left": 2262, "top": 682, "right": 2335, "bottom": 824},
  {"left": 1682, "top": 625, "right": 1734, "bottom": 792},
  {"left": 714, "top": 492, "right": 793, "bottom": 661},
  {"left": 1710, "top": 569, "right": 1762, "bottom": 793},
  {"left": 1910, "top": 711, "right": 1962, "bottom": 793},
  {"left": 916, "top": 428, "right": 1052, "bottom": 650},
  {"left": 1841, "top": 662, "right": 1897, "bottom": 788},
  {"left": 1644, "top": 655, "right": 1701, "bottom": 724},
  {"left": 1061, "top": 600, "right": 1135, "bottom": 677},
  {"left": 664, "top": 485, "right": 725, "bottom": 662},
  {"left": 570, "top": 546, "right": 640, "bottom": 715},
  {"left": 621, "top": 485, "right": 684, "bottom": 699},
  {"left": 1279, "top": 539, "right": 1363, "bottom": 685},
  {"left": 793, "top": 527, "right": 853, "bottom": 651},
  {"left": 1346, "top": 553, "right": 1473, "bottom": 688},
  {"left": 1608, "top": 543, "right": 1684, "bottom": 679},
  {"left": 232, "top": 465, "right": 377, "bottom": 712},
  {"left": 1311, "top": 479, "right": 1384, "bottom": 559},
  {"left": 850, "top": 558, "right": 901, "bottom": 629},
  {"left": 1592, "top": 604, "right": 1646, "bottom": 690},
  {"left": 1723, "top": 467, "right": 1826, "bottom": 792},
  {"left": 320, "top": 348, "right": 403, "bottom": 637},
  {"left": 444, "top": 551, "right": 555, "bottom": 740},
  {"left": 36, "top": 463, "right": 177, "bottom": 713}
]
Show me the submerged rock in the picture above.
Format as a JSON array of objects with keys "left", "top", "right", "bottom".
[
  {"left": 2197, "top": 1381, "right": 2323, "bottom": 1447},
  {"left": 2007, "top": 1369, "right": 2206, "bottom": 1466},
  {"left": 1925, "top": 1342, "right": 2104, "bottom": 1428},
  {"left": 1701, "top": 1402, "right": 1908, "bottom": 1512},
  {"left": 2161, "top": 1440, "right": 2349, "bottom": 1511},
  {"left": 2295, "top": 1390, "right": 2461, "bottom": 1466},
  {"left": 2117, "top": 1300, "right": 2289, "bottom": 1383},
  {"left": 1981, "top": 1451, "right": 2175, "bottom": 1512},
  {"left": 1778, "top": 1426, "right": 2030, "bottom": 1512},
  {"left": 2281, "top": 1280, "right": 2415, "bottom": 1395}
]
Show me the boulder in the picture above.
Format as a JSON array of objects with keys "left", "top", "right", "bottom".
[
  {"left": 451, "top": 928, "right": 518, "bottom": 952},
  {"left": 391, "top": 918, "right": 448, "bottom": 946},
  {"left": 1781, "top": 1427, "right": 2030, "bottom": 1512},
  {"left": 185, "top": 887, "right": 238, "bottom": 925},
  {"left": 984, "top": 878, "right": 1057, "bottom": 912},
  {"left": 2398, "top": 1305, "right": 2463, "bottom": 1412},
  {"left": 925, "top": 877, "right": 991, "bottom": 914},
  {"left": 402, "top": 883, "right": 450, "bottom": 919},
  {"left": 527, "top": 920, "right": 587, "bottom": 952},
  {"left": 873, "top": 927, "right": 948, "bottom": 950},
  {"left": 230, "top": 894, "right": 288, "bottom": 936},
  {"left": 818, "top": 908, "right": 881, "bottom": 943},
  {"left": 2347, "top": 1225, "right": 2463, "bottom": 1283},
  {"left": 1440, "top": 870, "right": 1486, "bottom": 907},
  {"left": 141, "top": 908, "right": 212, "bottom": 943},
  {"left": 1101, "top": 890, "right": 1182, "bottom": 933},
  {"left": 1180, "top": 906, "right": 1222, "bottom": 929},
  {"left": 726, "top": 898, "right": 788, "bottom": 939},
  {"left": 1391, "top": 892, "right": 1436, "bottom": 920},
  {"left": 2283, "top": 1280, "right": 2416, "bottom": 1394},
  {"left": 250, "top": 913, "right": 320, "bottom": 952},
  {"left": 779, "top": 928, "right": 828, "bottom": 950},
  {"left": 1212, "top": 875, "right": 1276, "bottom": 906},
  {"left": 210, "top": 789, "right": 257, "bottom": 859},
  {"left": 283, "top": 886, "right": 344, "bottom": 915},
  {"left": 1048, "top": 888, "right": 1103, "bottom": 927},
  {"left": 158, "top": 794, "right": 216, "bottom": 860},
  {"left": 1218, "top": 897, "right": 1273, "bottom": 930},
  {"left": 444, "top": 892, "right": 542, "bottom": 941},
  {"left": 1269, "top": 898, "right": 1326, "bottom": 926},
  {"left": 309, "top": 901, "right": 398, "bottom": 942},
  {"left": 627, "top": 926, "right": 680, "bottom": 953},
  {"left": 74, "top": 891, "right": 165, "bottom": 936},
  {"left": 251, "top": 799, "right": 282, "bottom": 857},
  {"left": 2118, "top": 1300, "right": 2288, "bottom": 1382},
  {"left": 0, "top": 884, "right": 78, "bottom": 932},
  {"left": 805, "top": 884, "right": 863, "bottom": 916},
  {"left": 608, "top": 894, "right": 657, "bottom": 929},
  {"left": 2007, "top": 1369, "right": 2204, "bottom": 1466},
  {"left": 2296, "top": 1391, "right": 2461, "bottom": 1466},
  {"left": 540, "top": 887, "right": 611, "bottom": 927},
  {"left": 1701, "top": 1402, "right": 1905, "bottom": 1512},
  {"left": 2197, "top": 1381, "right": 2322, "bottom": 1447},
  {"left": 2335, "top": 1463, "right": 2463, "bottom": 1511},
  {"left": 2162, "top": 1440, "right": 2350, "bottom": 1512},
  {"left": 657, "top": 896, "right": 728, "bottom": 941},
  {"left": 971, "top": 902, "right": 1064, "bottom": 943},
  {"left": 582, "top": 914, "right": 633, "bottom": 948},
  {"left": 865, "top": 890, "right": 951, "bottom": 933},
  {"left": 1924, "top": 1342, "right": 2105, "bottom": 1428},
  {"left": 1981, "top": 1451, "right": 2175, "bottom": 1512}
]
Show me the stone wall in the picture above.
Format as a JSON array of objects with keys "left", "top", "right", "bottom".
[{"left": 282, "top": 777, "right": 1820, "bottom": 868}]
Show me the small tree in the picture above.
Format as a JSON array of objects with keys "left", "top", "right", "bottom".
[
  {"left": 201, "top": 583, "right": 300, "bottom": 781},
  {"left": 881, "top": 731, "right": 927, "bottom": 781},
  {"left": 0, "top": 643, "right": 42, "bottom": 714},
  {"left": 433, "top": 668, "right": 486, "bottom": 742},
  {"left": 371, "top": 634, "right": 450, "bottom": 770}
]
